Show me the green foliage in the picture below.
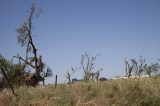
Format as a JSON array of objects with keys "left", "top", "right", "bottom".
[
  {"left": 17, "top": 23, "right": 30, "bottom": 47},
  {"left": 0, "top": 54, "right": 28, "bottom": 88}
]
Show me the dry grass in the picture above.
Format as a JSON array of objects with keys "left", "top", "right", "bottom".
[{"left": 0, "top": 77, "right": 160, "bottom": 106}]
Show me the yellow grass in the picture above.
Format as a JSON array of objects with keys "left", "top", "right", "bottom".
[{"left": 0, "top": 77, "right": 160, "bottom": 106}]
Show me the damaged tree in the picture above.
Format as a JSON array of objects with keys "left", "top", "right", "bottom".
[
  {"left": 14, "top": 4, "right": 52, "bottom": 86},
  {"left": 125, "top": 59, "right": 133, "bottom": 77},
  {"left": 125, "top": 56, "right": 160, "bottom": 77},
  {"left": 80, "top": 53, "right": 102, "bottom": 81},
  {"left": 144, "top": 63, "right": 160, "bottom": 76},
  {"left": 130, "top": 56, "right": 147, "bottom": 76},
  {"left": 125, "top": 56, "right": 146, "bottom": 77},
  {"left": 17, "top": 4, "right": 40, "bottom": 76},
  {"left": 65, "top": 68, "right": 76, "bottom": 84}
]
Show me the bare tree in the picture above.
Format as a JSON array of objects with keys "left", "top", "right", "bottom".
[
  {"left": 91, "top": 69, "right": 102, "bottom": 81},
  {"left": 144, "top": 63, "right": 160, "bottom": 76},
  {"left": 125, "top": 59, "right": 133, "bottom": 77},
  {"left": 130, "top": 56, "right": 147, "bottom": 76},
  {"left": 65, "top": 68, "right": 75, "bottom": 84},
  {"left": 125, "top": 56, "right": 146, "bottom": 77},
  {"left": 125, "top": 56, "right": 160, "bottom": 77},
  {"left": 80, "top": 53, "right": 102, "bottom": 81}
]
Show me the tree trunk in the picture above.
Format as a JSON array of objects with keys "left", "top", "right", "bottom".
[{"left": 1, "top": 67, "right": 17, "bottom": 97}]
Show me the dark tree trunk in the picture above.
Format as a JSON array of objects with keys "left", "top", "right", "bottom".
[{"left": 1, "top": 67, "right": 16, "bottom": 97}]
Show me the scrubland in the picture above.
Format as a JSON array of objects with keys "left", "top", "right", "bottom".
[{"left": 0, "top": 77, "right": 160, "bottom": 106}]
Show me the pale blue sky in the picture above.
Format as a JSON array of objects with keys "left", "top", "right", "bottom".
[{"left": 0, "top": 0, "right": 160, "bottom": 83}]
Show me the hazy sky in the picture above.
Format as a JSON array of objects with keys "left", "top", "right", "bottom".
[{"left": 0, "top": 0, "right": 160, "bottom": 83}]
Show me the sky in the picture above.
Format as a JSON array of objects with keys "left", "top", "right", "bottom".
[{"left": 0, "top": 0, "right": 160, "bottom": 84}]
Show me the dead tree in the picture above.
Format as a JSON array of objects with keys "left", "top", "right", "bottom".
[
  {"left": 65, "top": 68, "right": 75, "bottom": 84},
  {"left": 144, "top": 63, "right": 160, "bottom": 76},
  {"left": 125, "top": 56, "right": 160, "bottom": 77},
  {"left": 65, "top": 72, "right": 71, "bottom": 84},
  {"left": 95, "top": 70, "right": 101, "bottom": 81},
  {"left": 130, "top": 56, "right": 146, "bottom": 76},
  {"left": 125, "top": 59, "right": 133, "bottom": 77},
  {"left": 125, "top": 57, "right": 146, "bottom": 77},
  {"left": 80, "top": 53, "right": 102, "bottom": 81},
  {"left": 90, "top": 69, "right": 102, "bottom": 81}
]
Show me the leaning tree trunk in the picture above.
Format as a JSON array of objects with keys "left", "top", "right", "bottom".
[{"left": 1, "top": 67, "right": 16, "bottom": 97}]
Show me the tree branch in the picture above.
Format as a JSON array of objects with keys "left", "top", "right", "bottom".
[{"left": 13, "top": 56, "right": 35, "bottom": 68}]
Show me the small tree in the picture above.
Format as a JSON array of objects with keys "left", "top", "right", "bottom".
[{"left": 65, "top": 68, "right": 76, "bottom": 84}]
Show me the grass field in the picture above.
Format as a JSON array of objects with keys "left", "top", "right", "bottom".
[{"left": 0, "top": 77, "right": 160, "bottom": 106}]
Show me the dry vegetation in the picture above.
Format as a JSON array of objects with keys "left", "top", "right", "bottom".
[{"left": 0, "top": 77, "right": 160, "bottom": 106}]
